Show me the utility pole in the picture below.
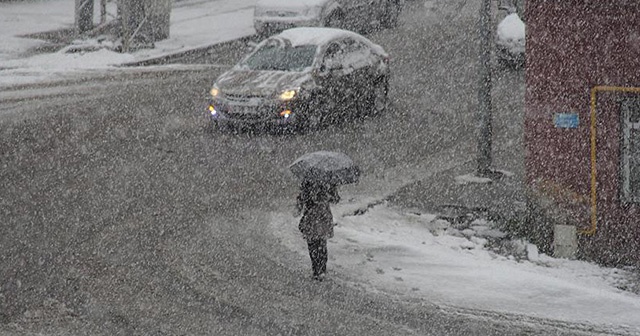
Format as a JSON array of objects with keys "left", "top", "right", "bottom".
[
  {"left": 119, "top": 0, "right": 131, "bottom": 52},
  {"left": 477, "top": 0, "right": 493, "bottom": 177}
]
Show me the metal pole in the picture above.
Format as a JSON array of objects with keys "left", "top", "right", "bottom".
[
  {"left": 101, "top": 0, "right": 107, "bottom": 25},
  {"left": 120, "top": 0, "right": 130, "bottom": 52},
  {"left": 477, "top": 0, "right": 493, "bottom": 176}
]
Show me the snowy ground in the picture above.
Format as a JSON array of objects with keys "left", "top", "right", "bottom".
[
  {"left": 271, "top": 197, "right": 640, "bottom": 335},
  {"left": 2, "top": 0, "right": 640, "bottom": 334},
  {"left": 0, "top": 0, "right": 257, "bottom": 88}
]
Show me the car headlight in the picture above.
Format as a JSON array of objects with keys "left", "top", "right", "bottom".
[
  {"left": 210, "top": 86, "right": 220, "bottom": 98},
  {"left": 279, "top": 89, "right": 298, "bottom": 101}
]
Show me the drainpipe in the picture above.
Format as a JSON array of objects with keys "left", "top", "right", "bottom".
[{"left": 582, "top": 85, "right": 640, "bottom": 235}]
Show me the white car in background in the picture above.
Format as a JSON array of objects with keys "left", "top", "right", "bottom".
[
  {"left": 495, "top": 12, "right": 525, "bottom": 67},
  {"left": 253, "top": 0, "right": 405, "bottom": 37}
]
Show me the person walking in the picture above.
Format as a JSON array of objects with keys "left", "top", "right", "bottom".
[{"left": 295, "top": 180, "right": 340, "bottom": 281}]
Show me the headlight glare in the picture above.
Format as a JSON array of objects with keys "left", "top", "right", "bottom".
[
  {"left": 280, "top": 110, "right": 292, "bottom": 118},
  {"left": 279, "top": 89, "right": 297, "bottom": 101}
]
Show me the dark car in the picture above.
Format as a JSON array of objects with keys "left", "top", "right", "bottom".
[
  {"left": 206, "top": 27, "right": 390, "bottom": 133},
  {"left": 253, "top": 0, "right": 405, "bottom": 37}
]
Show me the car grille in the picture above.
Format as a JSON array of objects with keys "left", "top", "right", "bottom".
[
  {"left": 226, "top": 105, "right": 274, "bottom": 122},
  {"left": 225, "top": 93, "right": 269, "bottom": 102},
  {"left": 229, "top": 113, "right": 269, "bottom": 122}
]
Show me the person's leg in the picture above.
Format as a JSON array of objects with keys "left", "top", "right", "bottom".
[
  {"left": 307, "top": 239, "right": 322, "bottom": 277},
  {"left": 317, "top": 239, "right": 328, "bottom": 276}
]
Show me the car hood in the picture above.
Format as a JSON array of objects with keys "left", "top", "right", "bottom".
[
  {"left": 497, "top": 13, "right": 525, "bottom": 44},
  {"left": 216, "top": 69, "right": 313, "bottom": 98},
  {"left": 256, "top": 0, "right": 328, "bottom": 10}
]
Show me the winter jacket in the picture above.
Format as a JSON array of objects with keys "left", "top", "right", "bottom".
[{"left": 296, "top": 182, "right": 340, "bottom": 240}]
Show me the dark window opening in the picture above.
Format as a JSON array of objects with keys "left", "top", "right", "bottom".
[{"left": 621, "top": 98, "right": 640, "bottom": 203}]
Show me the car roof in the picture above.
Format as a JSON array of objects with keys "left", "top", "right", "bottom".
[{"left": 274, "top": 27, "right": 370, "bottom": 47}]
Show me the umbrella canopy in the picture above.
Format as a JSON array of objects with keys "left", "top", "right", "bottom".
[{"left": 289, "top": 151, "right": 360, "bottom": 185}]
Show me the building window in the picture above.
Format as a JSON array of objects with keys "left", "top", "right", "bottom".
[{"left": 621, "top": 98, "right": 640, "bottom": 203}]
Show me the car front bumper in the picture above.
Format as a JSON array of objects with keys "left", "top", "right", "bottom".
[{"left": 207, "top": 98, "right": 305, "bottom": 131}]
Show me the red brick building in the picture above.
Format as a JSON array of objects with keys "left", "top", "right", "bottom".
[{"left": 525, "top": 0, "right": 640, "bottom": 265}]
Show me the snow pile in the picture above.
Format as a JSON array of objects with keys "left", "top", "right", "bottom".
[{"left": 3, "top": 38, "right": 134, "bottom": 71}]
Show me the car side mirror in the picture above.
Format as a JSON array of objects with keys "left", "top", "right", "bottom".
[
  {"left": 319, "top": 62, "right": 342, "bottom": 75},
  {"left": 328, "top": 62, "right": 343, "bottom": 71},
  {"left": 246, "top": 41, "right": 258, "bottom": 52}
]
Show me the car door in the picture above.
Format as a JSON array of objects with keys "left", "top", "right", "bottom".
[
  {"left": 339, "top": 38, "right": 378, "bottom": 110},
  {"left": 315, "top": 40, "right": 353, "bottom": 118}
]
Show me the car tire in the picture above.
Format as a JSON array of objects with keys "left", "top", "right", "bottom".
[
  {"left": 208, "top": 120, "right": 231, "bottom": 135},
  {"left": 495, "top": 49, "right": 525, "bottom": 70}
]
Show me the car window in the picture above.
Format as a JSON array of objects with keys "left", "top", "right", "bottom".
[
  {"left": 323, "top": 42, "right": 344, "bottom": 62},
  {"left": 240, "top": 42, "right": 317, "bottom": 72},
  {"left": 340, "top": 39, "right": 372, "bottom": 68},
  {"left": 322, "top": 41, "right": 348, "bottom": 70}
]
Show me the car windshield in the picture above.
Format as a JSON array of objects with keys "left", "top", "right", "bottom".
[{"left": 240, "top": 44, "right": 317, "bottom": 71}]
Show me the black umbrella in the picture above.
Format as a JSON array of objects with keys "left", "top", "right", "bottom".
[{"left": 289, "top": 151, "right": 360, "bottom": 185}]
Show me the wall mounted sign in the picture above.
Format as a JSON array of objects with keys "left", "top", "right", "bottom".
[{"left": 554, "top": 113, "right": 579, "bottom": 129}]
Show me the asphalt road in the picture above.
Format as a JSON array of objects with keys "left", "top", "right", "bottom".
[{"left": 0, "top": 1, "right": 595, "bottom": 335}]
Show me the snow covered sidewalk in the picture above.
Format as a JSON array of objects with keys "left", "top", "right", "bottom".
[
  {"left": 0, "top": 0, "right": 257, "bottom": 88},
  {"left": 271, "top": 200, "right": 640, "bottom": 335}
]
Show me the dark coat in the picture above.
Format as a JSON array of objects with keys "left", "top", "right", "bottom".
[{"left": 296, "top": 181, "right": 340, "bottom": 240}]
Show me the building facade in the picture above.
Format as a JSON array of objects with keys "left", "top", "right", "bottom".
[{"left": 525, "top": 0, "right": 640, "bottom": 265}]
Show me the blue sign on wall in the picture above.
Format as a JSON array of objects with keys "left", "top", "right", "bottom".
[{"left": 554, "top": 113, "right": 580, "bottom": 129}]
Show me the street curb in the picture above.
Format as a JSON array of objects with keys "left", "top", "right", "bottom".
[
  {"left": 0, "top": 35, "right": 256, "bottom": 91},
  {"left": 121, "top": 35, "right": 258, "bottom": 67}
]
